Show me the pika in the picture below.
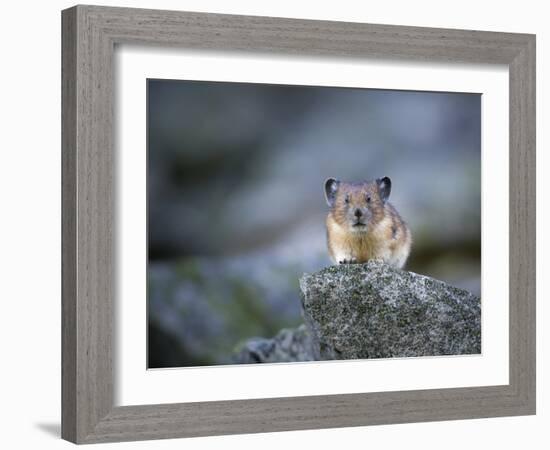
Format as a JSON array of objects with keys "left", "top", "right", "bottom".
[{"left": 324, "top": 177, "right": 412, "bottom": 268}]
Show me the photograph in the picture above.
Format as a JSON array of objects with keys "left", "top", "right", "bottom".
[{"left": 147, "top": 79, "right": 482, "bottom": 368}]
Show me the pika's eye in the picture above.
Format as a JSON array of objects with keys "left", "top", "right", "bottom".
[
  {"left": 366, "top": 195, "right": 372, "bottom": 203},
  {"left": 344, "top": 195, "right": 350, "bottom": 204}
]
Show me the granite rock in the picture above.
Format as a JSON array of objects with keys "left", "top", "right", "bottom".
[{"left": 299, "top": 260, "right": 481, "bottom": 360}]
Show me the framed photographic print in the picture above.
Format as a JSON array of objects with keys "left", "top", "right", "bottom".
[{"left": 61, "top": 5, "right": 536, "bottom": 444}]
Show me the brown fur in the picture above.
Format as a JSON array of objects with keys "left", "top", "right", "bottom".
[{"left": 325, "top": 179, "right": 412, "bottom": 268}]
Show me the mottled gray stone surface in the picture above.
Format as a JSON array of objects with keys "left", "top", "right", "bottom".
[
  {"left": 300, "top": 260, "right": 481, "bottom": 360},
  {"left": 233, "top": 324, "right": 314, "bottom": 364}
]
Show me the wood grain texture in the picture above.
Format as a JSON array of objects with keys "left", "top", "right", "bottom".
[
  {"left": 61, "top": 4, "right": 536, "bottom": 444},
  {"left": 508, "top": 36, "right": 536, "bottom": 408},
  {"left": 61, "top": 7, "right": 77, "bottom": 443}
]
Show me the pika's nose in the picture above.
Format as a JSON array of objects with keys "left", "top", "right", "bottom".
[{"left": 354, "top": 209, "right": 363, "bottom": 218}]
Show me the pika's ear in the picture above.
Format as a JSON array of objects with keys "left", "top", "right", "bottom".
[
  {"left": 377, "top": 176, "right": 391, "bottom": 203},
  {"left": 324, "top": 178, "right": 340, "bottom": 207}
]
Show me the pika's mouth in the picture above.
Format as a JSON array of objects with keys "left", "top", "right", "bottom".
[{"left": 352, "top": 222, "right": 366, "bottom": 228}]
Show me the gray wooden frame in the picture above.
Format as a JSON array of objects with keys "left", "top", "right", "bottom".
[{"left": 62, "top": 4, "right": 536, "bottom": 444}]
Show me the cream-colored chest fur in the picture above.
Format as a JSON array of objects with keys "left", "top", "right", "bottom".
[{"left": 326, "top": 215, "right": 410, "bottom": 268}]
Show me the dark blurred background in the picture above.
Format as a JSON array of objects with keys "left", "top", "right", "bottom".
[{"left": 147, "top": 79, "right": 481, "bottom": 368}]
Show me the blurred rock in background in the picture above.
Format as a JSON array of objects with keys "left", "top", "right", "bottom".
[{"left": 147, "top": 79, "right": 481, "bottom": 368}]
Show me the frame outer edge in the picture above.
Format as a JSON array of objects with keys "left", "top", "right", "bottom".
[
  {"left": 61, "top": 5, "right": 78, "bottom": 444},
  {"left": 509, "top": 34, "right": 536, "bottom": 413},
  {"left": 81, "top": 3, "right": 116, "bottom": 443},
  {"left": 527, "top": 36, "right": 536, "bottom": 413},
  {"left": 63, "top": 5, "right": 117, "bottom": 443}
]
